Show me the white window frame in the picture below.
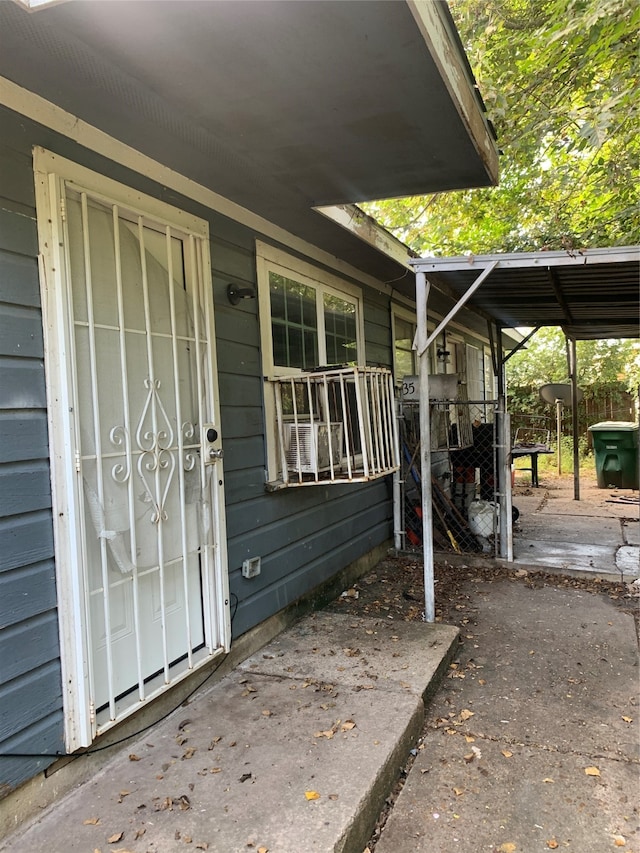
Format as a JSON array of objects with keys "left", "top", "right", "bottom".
[
  {"left": 256, "top": 241, "right": 365, "bottom": 482},
  {"left": 257, "top": 241, "right": 365, "bottom": 377},
  {"left": 391, "top": 303, "right": 419, "bottom": 382},
  {"left": 34, "top": 148, "right": 230, "bottom": 750}
]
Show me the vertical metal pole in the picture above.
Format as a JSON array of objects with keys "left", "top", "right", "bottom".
[
  {"left": 556, "top": 399, "right": 563, "bottom": 475},
  {"left": 393, "top": 400, "right": 403, "bottom": 551},
  {"left": 416, "top": 271, "right": 434, "bottom": 623},
  {"left": 569, "top": 336, "right": 580, "bottom": 500},
  {"left": 496, "top": 325, "right": 511, "bottom": 560}
]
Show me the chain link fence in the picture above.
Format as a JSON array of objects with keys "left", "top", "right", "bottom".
[{"left": 398, "top": 399, "right": 501, "bottom": 555}]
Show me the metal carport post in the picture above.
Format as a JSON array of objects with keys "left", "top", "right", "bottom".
[{"left": 414, "top": 262, "right": 503, "bottom": 623}]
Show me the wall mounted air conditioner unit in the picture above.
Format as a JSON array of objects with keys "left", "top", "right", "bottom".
[{"left": 284, "top": 422, "right": 343, "bottom": 474}]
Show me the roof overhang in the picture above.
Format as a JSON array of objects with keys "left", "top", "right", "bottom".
[
  {"left": 0, "top": 0, "right": 497, "bottom": 265},
  {"left": 412, "top": 247, "right": 640, "bottom": 340}
]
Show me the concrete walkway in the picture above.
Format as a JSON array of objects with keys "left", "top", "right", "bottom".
[
  {"left": 512, "top": 476, "right": 639, "bottom": 580},
  {"left": 0, "top": 612, "right": 458, "bottom": 853},
  {"left": 375, "top": 579, "right": 640, "bottom": 853}
]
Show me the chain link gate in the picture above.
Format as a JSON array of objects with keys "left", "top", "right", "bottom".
[{"left": 398, "top": 398, "right": 502, "bottom": 556}]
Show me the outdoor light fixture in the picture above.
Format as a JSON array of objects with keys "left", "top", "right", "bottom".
[{"left": 227, "top": 283, "right": 256, "bottom": 305}]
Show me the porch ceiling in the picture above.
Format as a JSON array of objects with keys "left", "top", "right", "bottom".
[
  {"left": 0, "top": 0, "right": 497, "bottom": 284},
  {"left": 412, "top": 246, "right": 640, "bottom": 340}
]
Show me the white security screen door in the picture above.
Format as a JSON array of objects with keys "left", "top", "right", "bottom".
[{"left": 35, "top": 151, "right": 229, "bottom": 748}]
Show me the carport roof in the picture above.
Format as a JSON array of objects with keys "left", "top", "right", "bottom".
[{"left": 412, "top": 246, "right": 640, "bottom": 340}]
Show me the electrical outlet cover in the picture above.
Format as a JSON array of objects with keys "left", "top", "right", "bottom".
[{"left": 242, "top": 556, "right": 261, "bottom": 578}]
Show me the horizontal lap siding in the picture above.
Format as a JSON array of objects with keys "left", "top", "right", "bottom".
[
  {"left": 364, "top": 294, "right": 393, "bottom": 369},
  {"left": 0, "top": 106, "right": 395, "bottom": 796},
  {"left": 211, "top": 243, "right": 394, "bottom": 638},
  {"left": 0, "top": 132, "right": 63, "bottom": 795}
]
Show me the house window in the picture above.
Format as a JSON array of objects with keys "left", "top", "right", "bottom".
[
  {"left": 257, "top": 242, "right": 364, "bottom": 377},
  {"left": 393, "top": 311, "right": 417, "bottom": 380},
  {"left": 257, "top": 244, "right": 398, "bottom": 488}
]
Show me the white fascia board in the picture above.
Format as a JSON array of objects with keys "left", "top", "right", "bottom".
[
  {"left": 408, "top": 0, "right": 499, "bottom": 186},
  {"left": 314, "top": 204, "right": 416, "bottom": 271}
]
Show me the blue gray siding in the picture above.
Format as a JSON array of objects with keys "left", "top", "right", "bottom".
[
  {"left": 0, "top": 105, "right": 394, "bottom": 796},
  {"left": 0, "top": 135, "right": 63, "bottom": 794}
]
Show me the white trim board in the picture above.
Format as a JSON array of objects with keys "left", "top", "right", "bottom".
[{"left": 0, "top": 75, "right": 411, "bottom": 300}]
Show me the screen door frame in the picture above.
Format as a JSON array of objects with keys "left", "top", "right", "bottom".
[{"left": 34, "top": 147, "right": 230, "bottom": 751}]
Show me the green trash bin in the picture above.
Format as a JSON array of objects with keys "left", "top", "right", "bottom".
[{"left": 588, "top": 421, "right": 639, "bottom": 489}]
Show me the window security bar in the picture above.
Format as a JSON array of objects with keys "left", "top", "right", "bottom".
[{"left": 271, "top": 366, "right": 400, "bottom": 486}]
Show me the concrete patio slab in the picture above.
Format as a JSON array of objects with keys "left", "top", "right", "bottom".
[
  {"left": 239, "top": 611, "right": 457, "bottom": 702},
  {"left": 517, "top": 513, "right": 622, "bottom": 546},
  {"left": 0, "top": 613, "right": 458, "bottom": 853},
  {"left": 513, "top": 540, "right": 619, "bottom": 575},
  {"left": 617, "top": 545, "right": 640, "bottom": 577},
  {"left": 624, "top": 519, "right": 640, "bottom": 546}
]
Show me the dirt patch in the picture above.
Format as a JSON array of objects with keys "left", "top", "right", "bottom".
[{"left": 325, "top": 553, "right": 639, "bottom": 629}]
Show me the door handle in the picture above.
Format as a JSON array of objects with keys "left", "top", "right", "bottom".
[{"left": 203, "top": 423, "right": 223, "bottom": 465}]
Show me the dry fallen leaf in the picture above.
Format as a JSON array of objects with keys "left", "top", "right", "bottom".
[
  {"left": 543, "top": 778, "right": 555, "bottom": 784},
  {"left": 501, "top": 749, "right": 513, "bottom": 759},
  {"left": 128, "top": 754, "right": 141, "bottom": 762},
  {"left": 305, "top": 791, "right": 321, "bottom": 800},
  {"left": 498, "top": 844, "right": 517, "bottom": 853},
  {"left": 107, "top": 832, "right": 124, "bottom": 844},
  {"left": 257, "top": 847, "right": 268, "bottom": 853},
  {"left": 621, "top": 716, "right": 632, "bottom": 723},
  {"left": 314, "top": 729, "right": 336, "bottom": 739},
  {"left": 459, "top": 709, "right": 474, "bottom": 722},
  {"left": 613, "top": 836, "right": 626, "bottom": 847},
  {"left": 453, "top": 787, "right": 464, "bottom": 796},
  {"left": 547, "top": 840, "right": 559, "bottom": 849},
  {"left": 83, "top": 817, "right": 101, "bottom": 826},
  {"left": 182, "top": 747, "right": 197, "bottom": 760},
  {"left": 341, "top": 720, "right": 356, "bottom": 732},
  {"left": 585, "top": 766, "right": 601, "bottom": 776},
  {"left": 464, "top": 735, "right": 475, "bottom": 743}
]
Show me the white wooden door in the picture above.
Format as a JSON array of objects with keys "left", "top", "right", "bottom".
[{"left": 36, "top": 151, "right": 229, "bottom": 746}]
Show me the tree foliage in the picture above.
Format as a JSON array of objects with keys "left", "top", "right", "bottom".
[
  {"left": 508, "top": 329, "right": 640, "bottom": 392},
  {"left": 507, "top": 329, "right": 639, "bottom": 436},
  {"left": 363, "top": 0, "right": 639, "bottom": 255}
]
